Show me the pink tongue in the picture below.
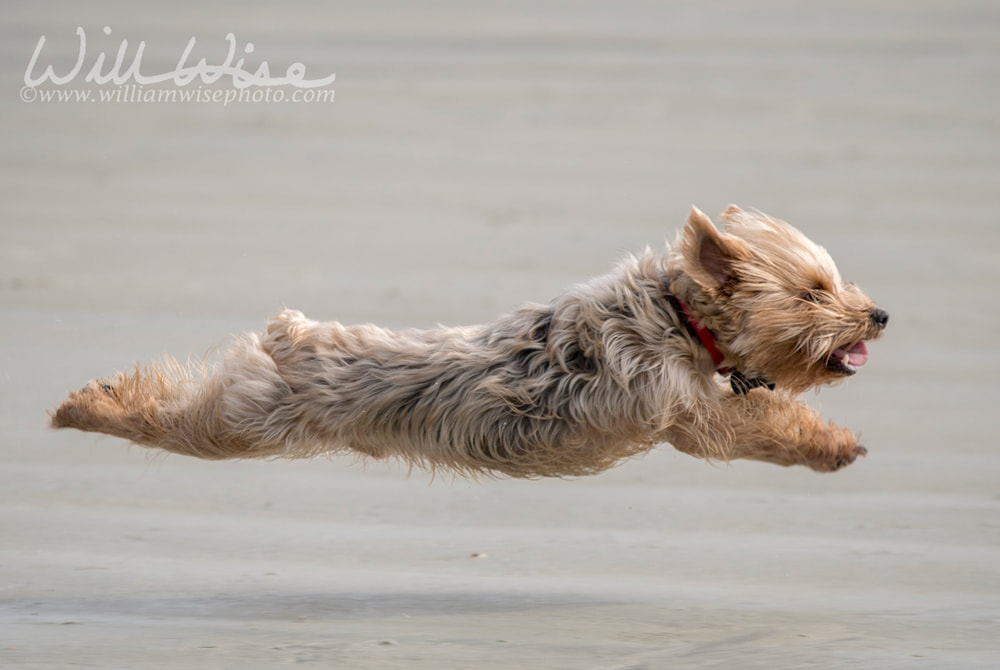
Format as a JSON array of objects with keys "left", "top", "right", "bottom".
[{"left": 844, "top": 341, "right": 869, "bottom": 367}]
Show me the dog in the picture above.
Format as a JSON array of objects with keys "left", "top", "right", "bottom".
[{"left": 51, "top": 206, "right": 888, "bottom": 477}]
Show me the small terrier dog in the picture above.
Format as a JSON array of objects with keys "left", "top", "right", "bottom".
[{"left": 51, "top": 206, "right": 887, "bottom": 477}]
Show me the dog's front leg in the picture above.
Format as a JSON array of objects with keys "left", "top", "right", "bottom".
[{"left": 662, "top": 390, "right": 866, "bottom": 472}]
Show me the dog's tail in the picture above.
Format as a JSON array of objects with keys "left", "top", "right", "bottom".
[{"left": 49, "top": 333, "right": 296, "bottom": 460}]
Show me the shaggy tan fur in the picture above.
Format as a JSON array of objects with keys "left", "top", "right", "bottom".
[{"left": 51, "top": 206, "right": 887, "bottom": 477}]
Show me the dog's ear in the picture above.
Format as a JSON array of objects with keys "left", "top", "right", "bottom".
[
  {"left": 721, "top": 204, "right": 744, "bottom": 223},
  {"left": 682, "top": 206, "right": 748, "bottom": 288}
]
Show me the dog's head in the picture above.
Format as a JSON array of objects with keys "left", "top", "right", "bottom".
[{"left": 673, "top": 206, "right": 888, "bottom": 393}]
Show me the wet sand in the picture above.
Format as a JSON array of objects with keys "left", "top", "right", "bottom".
[{"left": 2, "top": 1, "right": 999, "bottom": 667}]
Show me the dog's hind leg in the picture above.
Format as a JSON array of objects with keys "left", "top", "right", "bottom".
[{"left": 50, "top": 332, "right": 297, "bottom": 460}]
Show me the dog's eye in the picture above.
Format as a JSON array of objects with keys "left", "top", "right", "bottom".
[{"left": 802, "top": 287, "right": 824, "bottom": 303}]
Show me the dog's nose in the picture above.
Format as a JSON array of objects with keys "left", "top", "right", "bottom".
[{"left": 870, "top": 308, "right": 889, "bottom": 329}]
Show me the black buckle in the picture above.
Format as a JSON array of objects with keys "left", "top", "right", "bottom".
[{"left": 729, "top": 370, "right": 775, "bottom": 395}]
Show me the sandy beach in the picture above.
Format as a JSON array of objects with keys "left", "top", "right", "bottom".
[{"left": 2, "top": 1, "right": 999, "bottom": 667}]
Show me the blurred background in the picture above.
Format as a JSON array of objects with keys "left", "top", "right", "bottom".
[{"left": 2, "top": 2, "right": 998, "bottom": 668}]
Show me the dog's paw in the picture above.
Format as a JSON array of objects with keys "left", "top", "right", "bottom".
[
  {"left": 808, "top": 425, "right": 866, "bottom": 472},
  {"left": 831, "top": 444, "right": 867, "bottom": 471}
]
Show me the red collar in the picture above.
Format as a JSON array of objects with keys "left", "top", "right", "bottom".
[
  {"left": 673, "top": 295, "right": 775, "bottom": 394},
  {"left": 677, "top": 301, "right": 732, "bottom": 374}
]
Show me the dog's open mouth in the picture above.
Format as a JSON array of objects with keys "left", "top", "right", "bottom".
[{"left": 826, "top": 341, "right": 869, "bottom": 375}]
